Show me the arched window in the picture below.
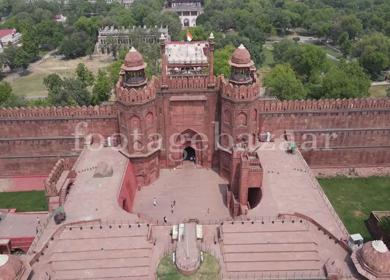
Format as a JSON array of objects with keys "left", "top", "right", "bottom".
[
  {"left": 224, "top": 109, "right": 232, "bottom": 125},
  {"left": 130, "top": 115, "right": 141, "bottom": 129},
  {"left": 237, "top": 112, "right": 247, "bottom": 127},
  {"left": 146, "top": 112, "right": 154, "bottom": 126}
]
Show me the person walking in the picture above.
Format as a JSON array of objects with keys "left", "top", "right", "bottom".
[
  {"left": 36, "top": 227, "right": 38, "bottom": 234},
  {"left": 164, "top": 216, "right": 167, "bottom": 223},
  {"left": 153, "top": 197, "right": 157, "bottom": 206},
  {"left": 37, "top": 217, "right": 40, "bottom": 225},
  {"left": 171, "top": 204, "right": 174, "bottom": 214},
  {"left": 173, "top": 200, "right": 176, "bottom": 206}
]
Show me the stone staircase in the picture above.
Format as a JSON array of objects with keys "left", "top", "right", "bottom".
[
  {"left": 221, "top": 221, "right": 323, "bottom": 275},
  {"left": 48, "top": 225, "right": 153, "bottom": 279}
]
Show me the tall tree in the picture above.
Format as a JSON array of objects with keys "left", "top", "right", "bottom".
[
  {"left": 263, "top": 63, "right": 306, "bottom": 100},
  {"left": 75, "top": 63, "right": 95, "bottom": 87},
  {"left": 92, "top": 69, "right": 111, "bottom": 104},
  {"left": 340, "top": 14, "right": 362, "bottom": 40},
  {"left": 321, "top": 60, "right": 371, "bottom": 99}
]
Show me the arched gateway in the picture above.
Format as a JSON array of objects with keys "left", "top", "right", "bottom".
[{"left": 173, "top": 129, "right": 204, "bottom": 166}]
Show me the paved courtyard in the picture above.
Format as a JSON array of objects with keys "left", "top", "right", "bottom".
[{"left": 133, "top": 161, "right": 231, "bottom": 223}]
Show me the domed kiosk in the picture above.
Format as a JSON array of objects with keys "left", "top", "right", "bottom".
[
  {"left": 228, "top": 44, "right": 255, "bottom": 85},
  {"left": 120, "top": 47, "right": 148, "bottom": 88},
  {"left": 0, "top": 254, "right": 23, "bottom": 280},
  {"left": 351, "top": 240, "right": 390, "bottom": 279}
]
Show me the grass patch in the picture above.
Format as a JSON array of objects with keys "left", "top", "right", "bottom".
[
  {"left": 318, "top": 177, "right": 390, "bottom": 242},
  {"left": 0, "top": 191, "right": 48, "bottom": 212},
  {"left": 10, "top": 69, "right": 74, "bottom": 97},
  {"left": 262, "top": 44, "right": 275, "bottom": 68},
  {"left": 369, "top": 85, "right": 389, "bottom": 98},
  {"left": 11, "top": 56, "right": 111, "bottom": 97},
  {"left": 157, "top": 252, "right": 220, "bottom": 280},
  {"left": 318, "top": 45, "right": 343, "bottom": 59},
  {"left": 327, "top": 57, "right": 339, "bottom": 68}
]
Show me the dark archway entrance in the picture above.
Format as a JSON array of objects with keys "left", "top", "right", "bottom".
[{"left": 183, "top": 146, "right": 195, "bottom": 161}]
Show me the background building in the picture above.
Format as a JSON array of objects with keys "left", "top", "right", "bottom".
[
  {"left": 165, "top": 0, "right": 204, "bottom": 27},
  {"left": 95, "top": 26, "right": 170, "bottom": 55},
  {"left": 0, "top": 29, "right": 22, "bottom": 53}
]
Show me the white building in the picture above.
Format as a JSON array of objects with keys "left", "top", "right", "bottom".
[
  {"left": 165, "top": 0, "right": 204, "bottom": 27},
  {"left": 0, "top": 29, "right": 22, "bottom": 53}
]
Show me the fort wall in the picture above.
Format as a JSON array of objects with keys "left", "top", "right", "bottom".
[
  {"left": 0, "top": 105, "right": 119, "bottom": 176},
  {"left": 118, "top": 161, "right": 138, "bottom": 213}
]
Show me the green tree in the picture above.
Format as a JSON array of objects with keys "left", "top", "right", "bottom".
[
  {"left": 159, "top": 11, "right": 182, "bottom": 41},
  {"left": 340, "top": 14, "right": 362, "bottom": 40},
  {"left": 48, "top": 78, "right": 92, "bottom": 107},
  {"left": 321, "top": 60, "right": 371, "bottom": 99},
  {"left": 213, "top": 45, "right": 235, "bottom": 77},
  {"left": 73, "top": 16, "right": 101, "bottom": 37},
  {"left": 340, "top": 40, "right": 352, "bottom": 58},
  {"left": 76, "top": 63, "right": 95, "bottom": 87},
  {"left": 0, "top": 82, "right": 12, "bottom": 104},
  {"left": 92, "top": 69, "right": 111, "bottom": 104},
  {"left": 359, "top": 51, "right": 389, "bottom": 75},
  {"left": 43, "top": 73, "right": 63, "bottom": 91},
  {"left": 273, "top": 40, "right": 328, "bottom": 82},
  {"left": 21, "top": 28, "right": 40, "bottom": 61},
  {"left": 264, "top": 64, "right": 306, "bottom": 100}
]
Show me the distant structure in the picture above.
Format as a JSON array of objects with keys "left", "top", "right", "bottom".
[
  {"left": 24, "top": 0, "right": 133, "bottom": 7},
  {"left": 54, "top": 14, "right": 67, "bottom": 22},
  {"left": 95, "top": 26, "right": 170, "bottom": 55},
  {"left": 88, "top": 0, "right": 133, "bottom": 7},
  {"left": 165, "top": 0, "right": 204, "bottom": 27},
  {"left": 0, "top": 29, "right": 22, "bottom": 53}
]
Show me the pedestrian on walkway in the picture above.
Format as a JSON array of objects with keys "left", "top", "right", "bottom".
[
  {"left": 36, "top": 227, "right": 38, "bottom": 234},
  {"left": 37, "top": 217, "right": 40, "bottom": 225},
  {"left": 153, "top": 197, "right": 157, "bottom": 206},
  {"left": 207, "top": 208, "right": 210, "bottom": 214},
  {"left": 171, "top": 205, "right": 174, "bottom": 214},
  {"left": 164, "top": 216, "right": 167, "bottom": 223},
  {"left": 173, "top": 200, "right": 176, "bottom": 206}
]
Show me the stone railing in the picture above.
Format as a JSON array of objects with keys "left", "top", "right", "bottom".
[
  {"left": 259, "top": 98, "right": 390, "bottom": 112},
  {"left": 0, "top": 105, "right": 118, "bottom": 119},
  {"left": 165, "top": 75, "right": 215, "bottom": 90}
]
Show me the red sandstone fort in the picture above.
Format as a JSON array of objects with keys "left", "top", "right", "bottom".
[{"left": 0, "top": 34, "right": 389, "bottom": 280}]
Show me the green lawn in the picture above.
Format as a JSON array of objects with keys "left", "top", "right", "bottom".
[
  {"left": 327, "top": 57, "right": 339, "bottom": 67},
  {"left": 262, "top": 44, "right": 275, "bottom": 68},
  {"left": 318, "top": 45, "right": 343, "bottom": 59},
  {"left": 369, "top": 85, "right": 389, "bottom": 98},
  {"left": 318, "top": 177, "right": 390, "bottom": 242},
  {"left": 157, "top": 253, "right": 220, "bottom": 280},
  {"left": 0, "top": 191, "right": 48, "bottom": 212}
]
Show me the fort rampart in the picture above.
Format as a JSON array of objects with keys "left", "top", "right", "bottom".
[{"left": 0, "top": 105, "right": 119, "bottom": 176}]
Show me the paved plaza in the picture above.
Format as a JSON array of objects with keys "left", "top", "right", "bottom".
[{"left": 133, "top": 161, "right": 231, "bottom": 223}]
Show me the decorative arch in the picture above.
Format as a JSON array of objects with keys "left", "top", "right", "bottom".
[
  {"left": 129, "top": 115, "right": 141, "bottom": 129},
  {"left": 145, "top": 112, "right": 154, "bottom": 126},
  {"left": 183, "top": 18, "right": 190, "bottom": 26},
  {"left": 224, "top": 109, "right": 232, "bottom": 125},
  {"left": 119, "top": 112, "right": 126, "bottom": 127},
  {"left": 252, "top": 108, "right": 257, "bottom": 123},
  {"left": 237, "top": 112, "right": 247, "bottom": 126}
]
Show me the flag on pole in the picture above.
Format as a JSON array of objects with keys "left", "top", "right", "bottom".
[{"left": 186, "top": 29, "right": 193, "bottom": 42}]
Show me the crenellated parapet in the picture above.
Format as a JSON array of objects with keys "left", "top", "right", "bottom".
[
  {"left": 0, "top": 105, "right": 118, "bottom": 119},
  {"left": 259, "top": 98, "right": 390, "bottom": 112},
  {"left": 220, "top": 74, "right": 261, "bottom": 100},
  {"left": 116, "top": 76, "right": 159, "bottom": 104}
]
